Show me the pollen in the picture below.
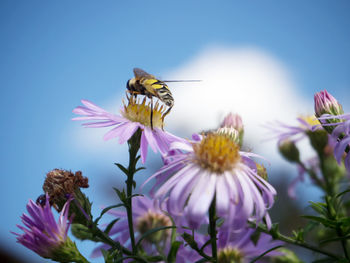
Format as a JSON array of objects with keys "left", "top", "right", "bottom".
[
  {"left": 193, "top": 132, "right": 241, "bottom": 174},
  {"left": 136, "top": 211, "right": 172, "bottom": 244},
  {"left": 122, "top": 95, "right": 166, "bottom": 128},
  {"left": 299, "top": 115, "right": 320, "bottom": 127}
]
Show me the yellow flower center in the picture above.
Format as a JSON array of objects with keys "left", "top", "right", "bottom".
[
  {"left": 136, "top": 211, "right": 172, "bottom": 244},
  {"left": 121, "top": 96, "right": 165, "bottom": 128},
  {"left": 218, "top": 247, "right": 243, "bottom": 263},
  {"left": 299, "top": 115, "right": 320, "bottom": 127},
  {"left": 193, "top": 133, "right": 241, "bottom": 173}
]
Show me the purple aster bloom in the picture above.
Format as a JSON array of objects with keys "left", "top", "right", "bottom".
[
  {"left": 143, "top": 132, "right": 276, "bottom": 230},
  {"left": 318, "top": 114, "right": 350, "bottom": 172},
  {"left": 266, "top": 116, "right": 328, "bottom": 198},
  {"left": 12, "top": 194, "right": 72, "bottom": 258},
  {"left": 266, "top": 116, "right": 320, "bottom": 144},
  {"left": 73, "top": 96, "right": 184, "bottom": 163},
  {"left": 92, "top": 195, "right": 172, "bottom": 258},
  {"left": 178, "top": 228, "right": 283, "bottom": 263}
]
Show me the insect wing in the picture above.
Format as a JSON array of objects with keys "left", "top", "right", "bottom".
[{"left": 133, "top": 68, "right": 155, "bottom": 80}]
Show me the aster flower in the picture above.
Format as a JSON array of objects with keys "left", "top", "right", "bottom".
[
  {"left": 92, "top": 195, "right": 172, "bottom": 258},
  {"left": 318, "top": 115, "right": 350, "bottom": 172},
  {"left": 266, "top": 116, "right": 328, "bottom": 196},
  {"left": 72, "top": 95, "right": 184, "bottom": 163},
  {"left": 144, "top": 132, "right": 276, "bottom": 230},
  {"left": 178, "top": 228, "right": 283, "bottom": 263},
  {"left": 266, "top": 115, "right": 320, "bottom": 145},
  {"left": 12, "top": 194, "right": 87, "bottom": 262}
]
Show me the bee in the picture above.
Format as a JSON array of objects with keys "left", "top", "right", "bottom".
[{"left": 126, "top": 68, "right": 200, "bottom": 129}]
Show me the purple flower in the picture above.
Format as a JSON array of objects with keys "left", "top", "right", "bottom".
[
  {"left": 73, "top": 96, "right": 185, "bottom": 163},
  {"left": 178, "top": 228, "right": 283, "bottom": 263},
  {"left": 92, "top": 196, "right": 172, "bottom": 258},
  {"left": 319, "top": 114, "right": 350, "bottom": 172},
  {"left": 266, "top": 116, "right": 327, "bottom": 198},
  {"left": 266, "top": 116, "right": 320, "bottom": 145},
  {"left": 12, "top": 194, "right": 72, "bottom": 258},
  {"left": 144, "top": 132, "right": 276, "bottom": 230}
]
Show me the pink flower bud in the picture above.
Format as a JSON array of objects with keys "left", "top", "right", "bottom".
[{"left": 314, "top": 90, "right": 343, "bottom": 117}]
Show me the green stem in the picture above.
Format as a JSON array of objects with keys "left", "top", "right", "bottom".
[
  {"left": 209, "top": 196, "right": 217, "bottom": 262},
  {"left": 125, "top": 129, "right": 142, "bottom": 254},
  {"left": 325, "top": 197, "right": 350, "bottom": 260},
  {"left": 93, "top": 226, "right": 132, "bottom": 255},
  {"left": 251, "top": 223, "right": 342, "bottom": 260},
  {"left": 318, "top": 155, "right": 335, "bottom": 196},
  {"left": 336, "top": 227, "right": 350, "bottom": 260}
]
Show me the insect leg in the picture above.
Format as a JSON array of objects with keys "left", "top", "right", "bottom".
[
  {"left": 161, "top": 106, "right": 172, "bottom": 130},
  {"left": 150, "top": 97, "right": 154, "bottom": 130}
]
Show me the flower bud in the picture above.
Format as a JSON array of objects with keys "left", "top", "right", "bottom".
[
  {"left": 278, "top": 140, "right": 300, "bottom": 163},
  {"left": 220, "top": 113, "right": 243, "bottom": 131},
  {"left": 307, "top": 129, "right": 328, "bottom": 154},
  {"left": 220, "top": 113, "right": 244, "bottom": 146},
  {"left": 314, "top": 90, "right": 343, "bottom": 117}
]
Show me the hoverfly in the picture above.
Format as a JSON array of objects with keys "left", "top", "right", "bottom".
[{"left": 126, "top": 68, "right": 200, "bottom": 129}]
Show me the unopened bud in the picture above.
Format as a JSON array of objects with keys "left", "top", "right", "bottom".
[
  {"left": 279, "top": 140, "right": 300, "bottom": 163},
  {"left": 307, "top": 129, "right": 328, "bottom": 154},
  {"left": 220, "top": 113, "right": 243, "bottom": 131},
  {"left": 314, "top": 90, "right": 343, "bottom": 118},
  {"left": 219, "top": 113, "right": 244, "bottom": 146}
]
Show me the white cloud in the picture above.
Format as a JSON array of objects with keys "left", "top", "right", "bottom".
[{"left": 164, "top": 46, "right": 312, "bottom": 159}]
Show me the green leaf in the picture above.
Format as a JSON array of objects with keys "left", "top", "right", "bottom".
[
  {"left": 194, "top": 259, "right": 210, "bottom": 263},
  {"left": 302, "top": 215, "right": 337, "bottom": 228},
  {"left": 250, "top": 230, "right": 261, "bottom": 245},
  {"left": 135, "top": 155, "right": 141, "bottom": 163},
  {"left": 249, "top": 245, "right": 283, "bottom": 263},
  {"left": 320, "top": 234, "right": 350, "bottom": 245},
  {"left": 145, "top": 255, "right": 165, "bottom": 262},
  {"left": 135, "top": 167, "right": 146, "bottom": 173},
  {"left": 292, "top": 229, "right": 304, "bottom": 242},
  {"left": 270, "top": 223, "right": 280, "bottom": 239},
  {"left": 167, "top": 241, "right": 182, "bottom": 263},
  {"left": 181, "top": 232, "right": 200, "bottom": 250},
  {"left": 114, "top": 188, "right": 126, "bottom": 202},
  {"left": 101, "top": 204, "right": 124, "bottom": 217},
  {"left": 104, "top": 218, "right": 120, "bottom": 235},
  {"left": 309, "top": 201, "right": 328, "bottom": 216},
  {"left": 200, "top": 239, "right": 212, "bottom": 252},
  {"left": 115, "top": 163, "right": 129, "bottom": 176},
  {"left": 312, "top": 258, "right": 337, "bottom": 263},
  {"left": 136, "top": 226, "right": 176, "bottom": 248},
  {"left": 337, "top": 217, "right": 350, "bottom": 227},
  {"left": 336, "top": 188, "right": 350, "bottom": 199}
]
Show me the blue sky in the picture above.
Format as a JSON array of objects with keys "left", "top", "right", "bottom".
[{"left": 1, "top": 1, "right": 350, "bottom": 262}]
